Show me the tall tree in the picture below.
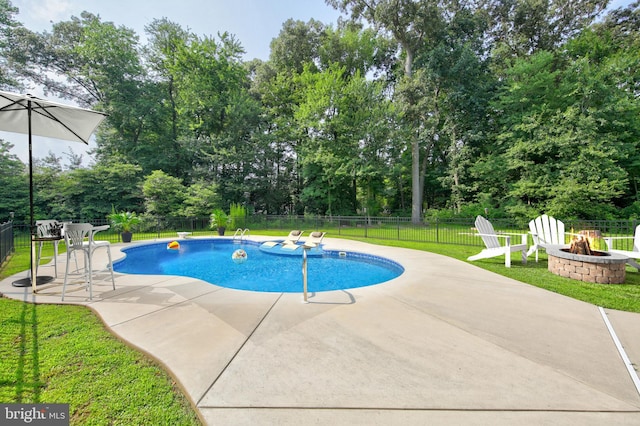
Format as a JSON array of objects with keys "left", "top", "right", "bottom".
[
  {"left": 269, "top": 19, "right": 326, "bottom": 74},
  {"left": 5, "top": 12, "right": 175, "bottom": 176},
  {"left": 142, "top": 18, "right": 194, "bottom": 179},
  {"left": 295, "top": 63, "right": 395, "bottom": 215},
  {"left": 327, "top": 0, "right": 446, "bottom": 223},
  {"left": 8, "top": 12, "right": 143, "bottom": 106},
  {"left": 0, "top": 0, "right": 21, "bottom": 89},
  {"left": 488, "top": 28, "right": 638, "bottom": 220},
  {"left": 0, "top": 140, "right": 27, "bottom": 221},
  {"left": 417, "top": 1, "right": 494, "bottom": 213},
  {"left": 245, "top": 60, "right": 301, "bottom": 213},
  {"left": 167, "top": 32, "right": 261, "bottom": 204},
  {"left": 250, "top": 20, "right": 329, "bottom": 214},
  {"left": 318, "top": 22, "right": 396, "bottom": 77},
  {"left": 483, "top": 0, "right": 609, "bottom": 69}
]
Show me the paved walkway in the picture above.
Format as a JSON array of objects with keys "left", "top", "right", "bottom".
[{"left": 2, "top": 237, "right": 640, "bottom": 425}]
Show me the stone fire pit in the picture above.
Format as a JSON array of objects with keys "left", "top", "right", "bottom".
[{"left": 547, "top": 247, "right": 628, "bottom": 284}]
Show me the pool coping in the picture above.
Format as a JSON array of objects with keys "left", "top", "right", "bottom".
[{"left": 2, "top": 236, "right": 640, "bottom": 425}]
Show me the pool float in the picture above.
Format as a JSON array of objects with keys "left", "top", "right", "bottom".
[
  {"left": 167, "top": 241, "right": 180, "bottom": 250},
  {"left": 232, "top": 249, "right": 248, "bottom": 264}
]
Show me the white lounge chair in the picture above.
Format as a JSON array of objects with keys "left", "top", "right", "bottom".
[
  {"left": 527, "top": 214, "right": 571, "bottom": 262},
  {"left": 302, "top": 231, "right": 326, "bottom": 248},
  {"left": 261, "top": 230, "right": 304, "bottom": 248},
  {"left": 282, "top": 231, "right": 326, "bottom": 250},
  {"left": 467, "top": 216, "right": 527, "bottom": 268},
  {"left": 604, "top": 225, "right": 640, "bottom": 270}
]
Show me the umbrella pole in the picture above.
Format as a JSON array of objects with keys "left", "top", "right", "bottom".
[
  {"left": 28, "top": 101, "right": 37, "bottom": 294},
  {"left": 12, "top": 100, "right": 55, "bottom": 290}
]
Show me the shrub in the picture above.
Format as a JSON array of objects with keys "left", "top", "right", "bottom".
[{"left": 229, "top": 203, "right": 246, "bottom": 228}]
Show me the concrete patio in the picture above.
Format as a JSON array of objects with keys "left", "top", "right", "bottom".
[{"left": 2, "top": 237, "right": 640, "bottom": 425}]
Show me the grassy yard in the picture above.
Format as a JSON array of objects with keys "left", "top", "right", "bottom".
[
  {"left": 0, "top": 298, "right": 201, "bottom": 425},
  {"left": 1, "top": 233, "right": 639, "bottom": 425}
]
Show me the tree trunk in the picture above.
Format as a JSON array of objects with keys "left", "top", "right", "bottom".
[
  {"left": 404, "top": 45, "right": 423, "bottom": 224},
  {"left": 411, "top": 134, "right": 422, "bottom": 224}
]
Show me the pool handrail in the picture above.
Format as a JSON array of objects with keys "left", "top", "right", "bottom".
[{"left": 233, "top": 228, "right": 250, "bottom": 242}]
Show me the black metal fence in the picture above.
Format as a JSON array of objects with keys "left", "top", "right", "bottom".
[
  {"left": 0, "top": 221, "right": 14, "bottom": 266},
  {"left": 7, "top": 215, "right": 640, "bottom": 252}
]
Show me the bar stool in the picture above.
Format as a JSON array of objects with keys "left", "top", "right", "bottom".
[{"left": 62, "top": 223, "right": 115, "bottom": 300}]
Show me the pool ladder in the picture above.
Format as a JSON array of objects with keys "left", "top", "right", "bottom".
[{"left": 233, "top": 228, "right": 250, "bottom": 243}]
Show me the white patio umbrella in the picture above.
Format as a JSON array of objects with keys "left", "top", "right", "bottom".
[{"left": 0, "top": 90, "right": 107, "bottom": 293}]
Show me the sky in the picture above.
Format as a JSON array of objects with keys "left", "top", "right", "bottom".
[{"left": 3, "top": 0, "right": 636, "bottom": 166}]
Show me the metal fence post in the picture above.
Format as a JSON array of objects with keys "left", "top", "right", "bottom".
[{"left": 364, "top": 215, "right": 368, "bottom": 238}]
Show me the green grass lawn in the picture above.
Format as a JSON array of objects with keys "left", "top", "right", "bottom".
[
  {"left": 0, "top": 299, "right": 201, "bottom": 425},
  {"left": 1, "top": 232, "right": 638, "bottom": 424}
]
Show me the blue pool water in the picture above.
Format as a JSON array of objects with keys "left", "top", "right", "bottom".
[{"left": 113, "top": 239, "right": 404, "bottom": 292}]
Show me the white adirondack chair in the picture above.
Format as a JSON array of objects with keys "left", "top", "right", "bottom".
[
  {"left": 604, "top": 225, "right": 640, "bottom": 270},
  {"left": 527, "top": 214, "right": 569, "bottom": 262},
  {"left": 467, "top": 215, "right": 527, "bottom": 268}
]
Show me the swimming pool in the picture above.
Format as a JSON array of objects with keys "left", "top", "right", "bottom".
[{"left": 113, "top": 239, "right": 404, "bottom": 292}]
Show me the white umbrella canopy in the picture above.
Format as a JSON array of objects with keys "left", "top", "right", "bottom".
[
  {"left": 0, "top": 90, "right": 107, "bottom": 293},
  {"left": 0, "top": 91, "right": 106, "bottom": 142}
]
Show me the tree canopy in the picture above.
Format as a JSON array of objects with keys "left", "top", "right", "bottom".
[{"left": 1, "top": 0, "right": 639, "bottom": 223}]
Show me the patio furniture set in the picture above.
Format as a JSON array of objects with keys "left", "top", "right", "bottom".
[
  {"left": 13, "top": 220, "right": 116, "bottom": 300},
  {"left": 467, "top": 214, "right": 640, "bottom": 278}
]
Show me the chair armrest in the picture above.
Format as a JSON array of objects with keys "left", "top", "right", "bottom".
[
  {"left": 462, "top": 232, "right": 528, "bottom": 246},
  {"left": 464, "top": 232, "right": 504, "bottom": 237},
  {"left": 90, "top": 225, "right": 110, "bottom": 241},
  {"left": 470, "top": 232, "right": 528, "bottom": 246},
  {"left": 603, "top": 236, "right": 634, "bottom": 251},
  {"left": 528, "top": 231, "right": 541, "bottom": 245},
  {"left": 496, "top": 232, "right": 528, "bottom": 245}
]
